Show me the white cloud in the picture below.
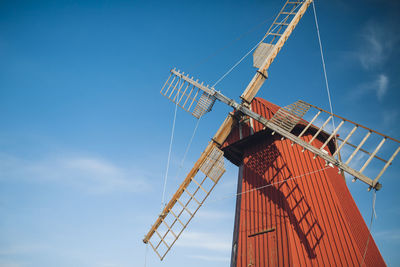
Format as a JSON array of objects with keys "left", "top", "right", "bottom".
[
  {"left": 350, "top": 74, "right": 389, "bottom": 102},
  {"left": 0, "top": 261, "right": 24, "bottom": 267},
  {"left": 376, "top": 74, "right": 388, "bottom": 101},
  {"left": 0, "top": 244, "right": 49, "bottom": 256},
  {"left": 375, "top": 229, "right": 400, "bottom": 242},
  {"left": 0, "top": 153, "right": 152, "bottom": 194},
  {"left": 357, "top": 21, "right": 398, "bottom": 70}
]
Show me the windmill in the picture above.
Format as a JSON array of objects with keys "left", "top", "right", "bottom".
[{"left": 143, "top": 0, "right": 399, "bottom": 265}]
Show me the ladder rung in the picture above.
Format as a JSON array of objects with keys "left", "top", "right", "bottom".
[
  {"left": 176, "top": 199, "right": 193, "bottom": 216},
  {"left": 281, "top": 12, "right": 297, "bottom": 15},
  {"left": 184, "top": 188, "right": 201, "bottom": 205},
  {"left": 269, "top": 32, "right": 282, "bottom": 36},
  {"left": 287, "top": 1, "right": 303, "bottom": 4},
  {"left": 359, "top": 137, "right": 387, "bottom": 173},
  {"left": 169, "top": 209, "right": 186, "bottom": 227},
  {"left": 191, "top": 180, "right": 206, "bottom": 194},
  {"left": 154, "top": 229, "right": 171, "bottom": 250},
  {"left": 308, "top": 116, "right": 332, "bottom": 145},
  {"left": 298, "top": 111, "right": 321, "bottom": 138},
  {"left": 161, "top": 220, "right": 177, "bottom": 238},
  {"left": 333, "top": 125, "right": 358, "bottom": 157},
  {"left": 148, "top": 240, "right": 163, "bottom": 260},
  {"left": 345, "top": 131, "right": 371, "bottom": 165},
  {"left": 273, "top": 22, "right": 290, "bottom": 26},
  {"left": 374, "top": 146, "right": 400, "bottom": 183}
]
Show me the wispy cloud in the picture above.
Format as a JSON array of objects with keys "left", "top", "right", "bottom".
[
  {"left": 0, "top": 260, "right": 24, "bottom": 267},
  {"left": 375, "top": 229, "right": 400, "bottom": 242},
  {"left": 349, "top": 74, "right": 389, "bottom": 102},
  {"left": 0, "top": 244, "right": 50, "bottom": 256},
  {"left": 0, "top": 153, "right": 152, "bottom": 194},
  {"left": 357, "top": 21, "right": 399, "bottom": 70},
  {"left": 376, "top": 74, "right": 388, "bottom": 101}
]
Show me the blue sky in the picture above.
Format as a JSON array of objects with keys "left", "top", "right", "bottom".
[{"left": 1, "top": 0, "right": 400, "bottom": 266}]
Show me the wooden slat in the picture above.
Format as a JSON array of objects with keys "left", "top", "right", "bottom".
[
  {"left": 176, "top": 199, "right": 193, "bottom": 216},
  {"left": 241, "top": 0, "right": 313, "bottom": 102},
  {"left": 184, "top": 188, "right": 201, "bottom": 205},
  {"left": 345, "top": 131, "right": 371, "bottom": 165},
  {"left": 191, "top": 177, "right": 209, "bottom": 194}
]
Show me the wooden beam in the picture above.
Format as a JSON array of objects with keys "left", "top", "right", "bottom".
[
  {"left": 241, "top": 0, "right": 313, "bottom": 103},
  {"left": 143, "top": 115, "right": 234, "bottom": 244}
]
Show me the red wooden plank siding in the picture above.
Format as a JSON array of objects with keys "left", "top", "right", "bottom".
[{"left": 224, "top": 98, "right": 385, "bottom": 267}]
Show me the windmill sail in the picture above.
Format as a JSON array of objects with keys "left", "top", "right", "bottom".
[
  {"left": 142, "top": 116, "right": 234, "bottom": 260},
  {"left": 145, "top": 145, "right": 225, "bottom": 260},
  {"left": 160, "top": 69, "right": 216, "bottom": 119},
  {"left": 240, "top": 100, "right": 400, "bottom": 190}
]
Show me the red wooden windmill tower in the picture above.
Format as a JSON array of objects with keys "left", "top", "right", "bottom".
[{"left": 143, "top": 1, "right": 400, "bottom": 266}]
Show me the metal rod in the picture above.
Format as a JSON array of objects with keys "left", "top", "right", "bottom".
[
  {"left": 345, "top": 131, "right": 371, "bottom": 165},
  {"left": 320, "top": 120, "right": 345, "bottom": 150},
  {"left": 308, "top": 115, "right": 332, "bottom": 145},
  {"left": 359, "top": 137, "right": 387, "bottom": 173}
]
